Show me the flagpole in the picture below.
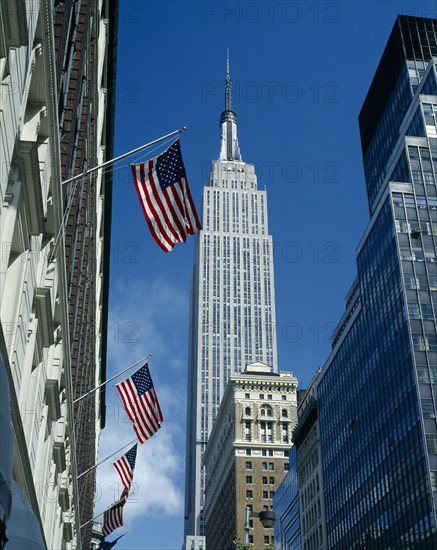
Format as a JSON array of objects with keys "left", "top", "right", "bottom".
[
  {"left": 101, "top": 532, "right": 128, "bottom": 547},
  {"left": 73, "top": 354, "right": 152, "bottom": 404},
  {"left": 81, "top": 511, "right": 104, "bottom": 529},
  {"left": 77, "top": 437, "right": 138, "bottom": 480},
  {"left": 62, "top": 127, "right": 186, "bottom": 186}
]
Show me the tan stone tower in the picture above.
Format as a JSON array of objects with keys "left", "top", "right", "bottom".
[{"left": 203, "top": 363, "right": 298, "bottom": 549}]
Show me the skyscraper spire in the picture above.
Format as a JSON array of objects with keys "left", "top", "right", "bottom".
[
  {"left": 184, "top": 50, "right": 277, "bottom": 549},
  {"left": 219, "top": 50, "right": 242, "bottom": 161},
  {"left": 225, "top": 48, "right": 232, "bottom": 111}
]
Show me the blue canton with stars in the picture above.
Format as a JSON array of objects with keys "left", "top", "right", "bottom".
[
  {"left": 125, "top": 444, "right": 138, "bottom": 470},
  {"left": 156, "top": 140, "right": 187, "bottom": 189},
  {"left": 132, "top": 363, "right": 154, "bottom": 396}
]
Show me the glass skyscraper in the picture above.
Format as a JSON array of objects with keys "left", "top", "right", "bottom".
[
  {"left": 184, "top": 60, "right": 278, "bottom": 547},
  {"left": 314, "top": 15, "right": 437, "bottom": 548}
]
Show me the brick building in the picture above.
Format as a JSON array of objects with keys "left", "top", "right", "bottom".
[
  {"left": 204, "top": 362, "right": 298, "bottom": 549},
  {"left": 53, "top": 1, "right": 118, "bottom": 545}
]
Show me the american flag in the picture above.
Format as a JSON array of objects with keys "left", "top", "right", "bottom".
[
  {"left": 102, "top": 492, "right": 126, "bottom": 537},
  {"left": 131, "top": 139, "right": 201, "bottom": 252},
  {"left": 99, "top": 532, "right": 127, "bottom": 549},
  {"left": 116, "top": 364, "right": 163, "bottom": 444},
  {"left": 113, "top": 444, "right": 137, "bottom": 492}
]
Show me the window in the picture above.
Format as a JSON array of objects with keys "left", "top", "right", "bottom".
[
  {"left": 259, "top": 394, "right": 264, "bottom": 399},
  {"left": 412, "top": 246, "right": 424, "bottom": 261},
  {"left": 431, "top": 471, "right": 437, "bottom": 492},
  {"left": 264, "top": 536, "right": 270, "bottom": 544},
  {"left": 420, "top": 147, "right": 431, "bottom": 161},
  {"left": 417, "top": 335, "right": 437, "bottom": 352},
  {"left": 422, "top": 399, "right": 436, "bottom": 419},
  {"left": 422, "top": 304, "right": 434, "bottom": 319},
  {"left": 269, "top": 491, "right": 275, "bottom": 499},
  {"left": 284, "top": 463, "right": 290, "bottom": 471},
  {"left": 269, "top": 462, "right": 274, "bottom": 471},
  {"left": 245, "top": 407, "right": 251, "bottom": 416},
  {"left": 404, "top": 194, "right": 416, "bottom": 208},
  {"left": 408, "top": 303, "right": 420, "bottom": 319},
  {"left": 423, "top": 103, "right": 435, "bottom": 125},
  {"left": 262, "top": 462, "right": 267, "bottom": 470},
  {"left": 284, "top": 450, "right": 289, "bottom": 457},
  {"left": 267, "top": 394, "right": 272, "bottom": 400},
  {"left": 245, "top": 393, "right": 250, "bottom": 399},
  {"left": 269, "top": 477, "right": 275, "bottom": 484},
  {"left": 424, "top": 171, "right": 434, "bottom": 184},
  {"left": 246, "top": 476, "right": 253, "bottom": 484},
  {"left": 412, "top": 170, "right": 423, "bottom": 183},
  {"left": 409, "top": 145, "right": 420, "bottom": 159},
  {"left": 260, "top": 421, "right": 273, "bottom": 442},
  {"left": 427, "top": 434, "right": 437, "bottom": 454},
  {"left": 282, "top": 395, "right": 287, "bottom": 401},
  {"left": 417, "top": 195, "right": 427, "bottom": 209},
  {"left": 392, "top": 192, "right": 403, "bottom": 206},
  {"left": 282, "top": 409, "right": 288, "bottom": 417},
  {"left": 425, "top": 248, "right": 436, "bottom": 263},
  {"left": 404, "top": 272, "right": 418, "bottom": 289},
  {"left": 396, "top": 219, "right": 410, "bottom": 233},
  {"left": 246, "top": 490, "right": 253, "bottom": 499},
  {"left": 262, "top": 476, "right": 268, "bottom": 484},
  {"left": 417, "top": 365, "right": 431, "bottom": 383},
  {"left": 245, "top": 420, "right": 252, "bottom": 441},
  {"left": 262, "top": 491, "right": 268, "bottom": 499},
  {"left": 246, "top": 449, "right": 252, "bottom": 456},
  {"left": 282, "top": 422, "right": 289, "bottom": 442},
  {"left": 246, "top": 461, "right": 252, "bottom": 470}
]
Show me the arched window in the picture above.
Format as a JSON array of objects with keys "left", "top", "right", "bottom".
[
  {"left": 260, "top": 406, "right": 273, "bottom": 418},
  {"left": 245, "top": 407, "right": 251, "bottom": 416}
]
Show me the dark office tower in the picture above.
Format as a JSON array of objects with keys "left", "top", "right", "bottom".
[
  {"left": 53, "top": 1, "right": 118, "bottom": 546},
  {"left": 312, "top": 15, "right": 437, "bottom": 549}
]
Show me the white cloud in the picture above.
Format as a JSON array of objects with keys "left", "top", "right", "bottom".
[
  {"left": 107, "top": 277, "right": 188, "bottom": 376},
  {"left": 93, "top": 275, "right": 187, "bottom": 529},
  {"left": 95, "top": 419, "right": 184, "bottom": 524}
]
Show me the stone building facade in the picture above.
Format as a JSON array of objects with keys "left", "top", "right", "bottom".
[
  {"left": 204, "top": 362, "right": 298, "bottom": 549},
  {"left": 0, "top": 0, "right": 116, "bottom": 547}
]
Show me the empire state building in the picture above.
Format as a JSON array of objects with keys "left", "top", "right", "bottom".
[{"left": 184, "top": 58, "right": 278, "bottom": 548}]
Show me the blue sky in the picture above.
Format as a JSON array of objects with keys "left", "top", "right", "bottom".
[{"left": 95, "top": 1, "right": 434, "bottom": 548}]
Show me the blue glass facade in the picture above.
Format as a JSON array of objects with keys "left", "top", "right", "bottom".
[
  {"left": 315, "top": 15, "right": 437, "bottom": 549},
  {"left": 318, "top": 196, "right": 434, "bottom": 547},
  {"left": 362, "top": 65, "right": 412, "bottom": 211},
  {"left": 274, "top": 446, "right": 301, "bottom": 550},
  {"left": 360, "top": 16, "right": 437, "bottom": 213}
]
